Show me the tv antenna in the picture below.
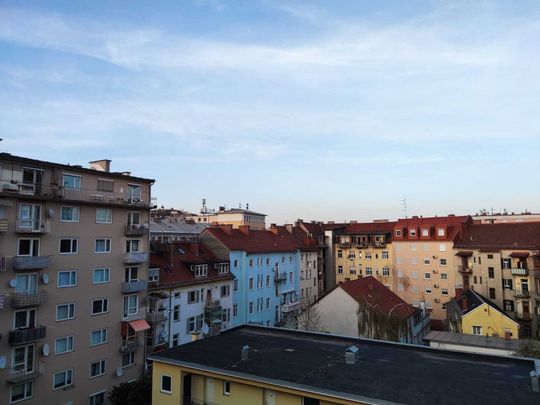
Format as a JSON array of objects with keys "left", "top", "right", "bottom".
[{"left": 401, "top": 196, "right": 407, "bottom": 218}]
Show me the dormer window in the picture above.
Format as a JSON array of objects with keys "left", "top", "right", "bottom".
[
  {"left": 421, "top": 228, "right": 429, "bottom": 237},
  {"left": 409, "top": 229, "right": 417, "bottom": 237},
  {"left": 191, "top": 264, "right": 208, "bottom": 277},
  {"left": 395, "top": 229, "right": 402, "bottom": 237},
  {"left": 437, "top": 228, "right": 445, "bottom": 237},
  {"left": 217, "top": 263, "right": 230, "bottom": 274}
]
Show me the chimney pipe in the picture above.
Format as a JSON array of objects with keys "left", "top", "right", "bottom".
[
  {"left": 345, "top": 346, "right": 359, "bottom": 365},
  {"left": 241, "top": 345, "right": 250, "bottom": 361}
]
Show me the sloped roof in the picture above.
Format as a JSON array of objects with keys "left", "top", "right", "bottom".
[
  {"left": 150, "top": 219, "right": 208, "bottom": 234},
  {"left": 454, "top": 222, "right": 540, "bottom": 250},
  {"left": 394, "top": 215, "right": 471, "bottom": 241},
  {"left": 339, "top": 276, "right": 417, "bottom": 320},
  {"left": 203, "top": 226, "right": 298, "bottom": 254},
  {"left": 342, "top": 221, "right": 397, "bottom": 235}
]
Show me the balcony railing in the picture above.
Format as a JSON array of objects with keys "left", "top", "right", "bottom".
[
  {"left": 274, "top": 272, "right": 287, "bottom": 283},
  {"left": 122, "top": 309, "right": 146, "bottom": 322},
  {"left": 146, "top": 311, "right": 166, "bottom": 324},
  {"left": 120, "top": 340, "right": 142, "bottom": 353},
  {"left": 457, "top": 265, "right": 473, "bottom": 274},
  {"left": 123, "top": 252, "right": 148, "bottom": 264},
  {"left": 11, "top": 291, "right": 48, "bottom": 308},
  {"left": 514, "top": 289, "right": 530, "bottom": 299},
  {"left": 122, "top": 280, "right": 148, "bottom": 294},
  {"left": 13, "top": 256, "right": 49, "bottom": 270},
  {"left": 124, "top": 224, "right": 149, "bottom": 236},
  {"left": 281, "top": 301, "right": 301, "bottom": 313},
  {"left": 517, "top": 312, "right": 531, "bottom": 321},
  {"left": 9, "top": 326, "right": 46, "bottom": 345},
  {"left": 6, "top": 370, "right": 39, "bottom": 384},
  {"left": 511, "top": 268, "right": 529, "bottom": 276},
  {"left": 15, "top": 219, "right": 50, "bottom": 233},
  {"left": 0, "top": 218, "right": 8, "bottom": 232}
]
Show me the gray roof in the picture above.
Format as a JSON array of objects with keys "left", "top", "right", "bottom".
[
  {"left": 150, "top": 325, "right": 538, "bottom": 405},
  {"left": 149, "top": 219, "right": 208, "bottom": 235},
  {"left": 424, "top": 330, "right": 528, "bottom": 351}
]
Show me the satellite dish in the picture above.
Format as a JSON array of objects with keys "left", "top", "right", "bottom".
[
  {"left": 116, "top": 367, "right": 124, "bottom": 377},
  {"left": 9, "top": 279, "right": 17, "bottom": 288},
  {"left": 42, "top": 274, "right": 49, "bottom": 284},
  {"left": 42, "top": 344, "right": 50, "bottom": 356},
  {"left": 47, "top": 208, "right": 55, "bottom": 219},
  {"left": 202, "top": 323, "right": 210, "bottom": 335},
  {"left": 0, "top": 356, "right": 6, "bottom": 369}
]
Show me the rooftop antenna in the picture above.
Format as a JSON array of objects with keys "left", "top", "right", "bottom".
[
  {"left": 401, "top": 196, "right": 408, "bottom": 218},
  {"left": 246, "top": 203, "right": 249, "bottom": 210},
  {"left": 201, "top": 198, "right": 208, "bottom": 214}
]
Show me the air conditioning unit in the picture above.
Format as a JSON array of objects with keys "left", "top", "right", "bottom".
[
  {"left": 434, "top": 284, "right": 440, "bottom": 288},
  {"left": 434, "top": 298, "right": 441, "bottom": 303}
]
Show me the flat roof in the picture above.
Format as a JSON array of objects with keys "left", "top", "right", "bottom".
[
  {"left": 424, "top": 331, "right": 528, "bottom": 351},
  {"left": 150, "top": 326, "right": 538, "bottom": 404}
]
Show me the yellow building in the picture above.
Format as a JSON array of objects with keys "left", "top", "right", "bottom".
[
  {"left": 186, "top": 206, "right": 266, "bottom": 229},
  {"left": 150, "top": 325, "right": 538, "bottom": 405},
  {"left": 445, "top": 289, "right": 519, "bottom": 339},
  {"left": 333, "top": 221, "right": 396, "bottom": 289}
]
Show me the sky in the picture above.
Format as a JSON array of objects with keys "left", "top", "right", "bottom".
[{"left": 0, "top": 0, "right": 539, "bottom": 224}]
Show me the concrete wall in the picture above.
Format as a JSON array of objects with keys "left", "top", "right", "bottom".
[
  {"left": 461, "top": 303, "right": 519, "bottom": 338},
  {"left": 314, "top": 287, "right": 359, "bottom": 337}
]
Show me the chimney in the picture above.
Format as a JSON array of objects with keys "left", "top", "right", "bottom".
[
  {"left": 269, "top": 225, "right": 279, "bottom": 235},
  {"left": 89, "top": 159, "right": 111, "bottom": 172},
  {"left": 285, "top": 224, "right": 293, "bottom": 234},
  {"left": 241, "top": 345, "right": 250, "bottom": 361},
  {"left": 220, "top": 224, "right": 234, "bottom": 235},
  {"left": 345, "top": 346, "right": 359, "bottom": 365},
  {"left": 462, "top": 296, "right": 468, "bottom": 311},
  {"left": 239, "top": 225, "right": 250, "bottom": 236},
  {"left": 504, "top": 330, "right": 512, "bottom": 341}
]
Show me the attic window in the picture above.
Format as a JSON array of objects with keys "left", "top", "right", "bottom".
[
  {"left": 191, "top": 264, "right": 208, "bottom": 277},
  {"left": 395, "top": 229, "right": 402, "bottom": 237},
  {"left": 177, "top": 247, "right": 185, "bottom": 254},
  {"left": 421, "top": 228, "right": 429, "bottom": 237},
  {"left": 409, "top": 229, "right": 416, "bottom": 237},
  {"left": 437, "top": 228, "right": 445, "bottom": 236}
]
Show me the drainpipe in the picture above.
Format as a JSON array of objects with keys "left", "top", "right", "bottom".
[{"left": 168, "top": 288, "right": 173, "bottom": 348}]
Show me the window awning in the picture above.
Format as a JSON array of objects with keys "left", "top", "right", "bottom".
[
  {"left": 509, "top": 252, "right": 529, "bottom": 258},
  {"left": 129, "top": 319, "right": 151, "bottom": 332},
  {"left": 455, "top": 251, "right": 473, "bottom": 257}
]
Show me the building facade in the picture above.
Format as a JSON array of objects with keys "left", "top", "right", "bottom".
[
  {"left": 187, "top": 207, "right": 266, "bottom": 230},
  {"left": 0, "top": 153, "right": 153, "bottom": 405}
]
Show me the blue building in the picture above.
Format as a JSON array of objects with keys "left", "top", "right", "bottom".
[{"left": 201, "top": 225, "right": 300, "bottom": 327}]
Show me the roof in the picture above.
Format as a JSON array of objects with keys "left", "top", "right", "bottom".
[
  {"left": 338, "top": 276, "right": 417, "bottom": 320},
  {"left": 149, "top": 241, "right": 233, "bottom": 289},
  {"left": 150, "top": 325, "right": 538, "bottom": 405},
  {"left": 393, "top": 215, "right": 470, "bottom": 241},
  {"left": 454, "top": 222, "right": 540, "bottom": 250},
  {"left": 202, "top": 226, "right": 298, "bottom": 254},
  {"left": 150, "top": 219, "right": 208, "bottom": 235},
  {"left": 272, "top": 225, "right": 319, "bottom": 252},
  {"left": 296, "top": 220, "right": 325, "bottom": 238},
  {"left": 217, "top": 208, "right": 266, "bottom": 216},
  {"left": 424, "top": 331, "right": 529, "bottom": 352},
  {"left": 341, "top": 221, "right": 397, "bottom": 235},
  {"left": 0, "top": 152, "right": 154, "bottom": 183},
  {"left": 446, "top": 289, "right": 511, "bottom": 321}
]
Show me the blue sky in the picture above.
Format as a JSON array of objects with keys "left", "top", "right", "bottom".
[{"left": 1, "top": 0, "right": 539, "bottom": 224}]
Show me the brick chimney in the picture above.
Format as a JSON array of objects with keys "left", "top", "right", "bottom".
[
  {"left": 219, "top": 224, "right": 234, "bottom": 235},
  {"left": 285, "top": 224, "right": 293, "bottom": 234},
  {"left": 89, "top": 159, "right": 111, "bottom": 172},
  {"left": 239, "top": 225, "right": 250, "bottom": 236},
  {"left": 269, "top": 225, "right": 279, "bottom": 235}
]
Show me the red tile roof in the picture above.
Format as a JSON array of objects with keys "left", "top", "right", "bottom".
[
  {"left": 339, "top": 276, "right": 417, "bottom": 320},
  {"left": 203, "top": 225, "right": 299, "bottom": 254},
  {"left": 454, "top": 222, "right": 540, "bottom": 250},
  {"left": 342, "top": 221, "right": 397, "bottom": 235},
  {"left": 393, "top": 215, "right": 471, "bottom": 241},
  {"left": 271, "top": 225, "right": 319, "bottom": 252}
]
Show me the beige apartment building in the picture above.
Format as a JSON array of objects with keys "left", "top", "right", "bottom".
[
  {"left": 186, "top": 207, "right": 266, "bottom": 230},
  {"left": 392, "top": 215, "right": 471, "bottom": 325},
  {"left": 0, "top": 153, "right": 153, "bottom": 405}
]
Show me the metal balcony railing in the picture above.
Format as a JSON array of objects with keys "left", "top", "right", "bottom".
[
  {"left": 457, "top": 265, "right": 473, "bottom": 274},
  {"left": 274, "top": 272, "right": 287, "bottom": 283},
  {"left": 15, "top": 219, "right": 50, "bottom": 233},
  {"left": 9, "top": 326, "right": 46, "bottom": 345},
  {"left": 0, "top": 218, "right": 8, "bottom": 232},
  {"left": 11, "top": 291, "right": 48, "bottom": 308},
  {"left": 120, "top": 340, "right": 142, "bottom": 353},
  {"left": 122, "top": 280, "right": 148, "bottom": 294},
  {"left": 13, "top": 256, "right": 49, "bottom": 270},
  {"left": 124, "top": 224, "right": 149, "bottom": 236},
  {"left": 514, "top": 289, "right": 530, "bottom": 299},
  {"left": 281, "top": 301, "right": 301, "bottom": 313},
  {"left": 146, "top": 311, "right": 166, "bottom": 324},
  {"left": 123, "top": 252, "right": 148, "bottom": 264},
  {"left": 122, "top": 309, "right": 146, "bottom": 322},
  {"left": 5, "top": 369, "right": 39, "bottom": 384},
  {"left": 511, "top": 268, "right": 528, "bottom": 276}
]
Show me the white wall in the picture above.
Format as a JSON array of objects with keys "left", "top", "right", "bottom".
[
  {"left": 314, "top": 287, "right": 359, "bottom": 337},
  {"left": 300, "top": 251, "right": 319, "bottom": 303},
  {"left": 428, "top": 341, "right": 515, "bottom": 356}
]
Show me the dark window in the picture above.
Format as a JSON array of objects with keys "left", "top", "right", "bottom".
[
  {"left": 488, "top": 267, "right": 495, "bottom": 279},
  {"left": 503, "top": 300, "right": 514, "bottom": 312},
  {"left": 161, "top": 375, "right": 172, "bottom": 392},
  {"left": 489, "top": 288, "right": 496, "bottom": 299},
  {"left": 303, "top": 398, "right": 320, "bottom": 405}
]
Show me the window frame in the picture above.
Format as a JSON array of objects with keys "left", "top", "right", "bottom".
[
  {"left": 62, "top": 173, "right": 81, "bottom": 191},
  {"left": 91, "top": 298, "right": 109, "bottom": 315},
  {"left": 57, "top": 270, "right": 77, "bottom": 288},
  {"left": 89, "top": 359, "right": 107, "bottom": 379},
  {"left": 90, "top": 328, "right": 108, "bottom": 346},
  {"left": 56, "top": 303, "right": 76, "bottom": 321},
  {"left": 92, "top": 268, "right": 110, "bottom": 284},
  {"left": 94, "top": 238, "right": 112, "bottom": 253},
  {"left": 52, "top": 369, "right": 73, "bottom": 391},
  {"left": 60, "top": 206, "right": 80, "bottom": 223},
  {"left": 95, "top": 208, "right": 113, "bottom": 224},
  {"left": 160, "top": 375, "right": 172, "bottom": 394},
  {"left": 54, "top": 336, "right": 74, "bottom": 355}
]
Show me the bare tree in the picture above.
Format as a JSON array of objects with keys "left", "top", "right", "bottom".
[{"left": 297, "top": 296, "right": 322, "bottom": 332}]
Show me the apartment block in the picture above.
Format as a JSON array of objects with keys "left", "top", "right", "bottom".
[
  {"left": 0, "top": 153, "right": 153, "bottom": 405},
  {"left": 296, "top": 220, "right": 328, "bottom": 297},
  {"left": 187, "top": 207, "right": 266, "bottom": 230}
]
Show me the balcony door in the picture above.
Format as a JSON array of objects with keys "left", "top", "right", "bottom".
[
  {"left": 22, "top": 167, "right": 42, "bottom": 195},
  {"left": 12, "top": 345, "right": 35, "bottom": 374},
  {"left": 19, "top": 204, "right": 41, "bottom": 230},
  {"left": 127, "top": 211, "right": 141, "bottom": 226},
  {"left": 16, "top": 274, "right": 37, "bottom": 294}
]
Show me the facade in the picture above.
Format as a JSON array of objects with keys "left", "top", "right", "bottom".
[
  {"left": 200, "top": 225, "right": 300, "bottom": 328},
  {"left": 147, "top": 240, "right": 234, "bottom": 351},
  {"left": 187, "top": 207, "right": 266, "bottom": 230},
  {"left": 472, "top": 212, "right": 540, "bottom": 224},
  {"left": 333, "top": 221, "right": 396, "bottom": 288},
  {"left": 0, "top": 153, "right": 153, "bottom": 405},
  {"left": 445, "top": 289, "right": 519, "bottom": 339},
  {"left": 391, "top": 215, "right": 472, "bottom": 324},
  {"left": 150, "top": 325, "right": 540, "bottom": 405},
  {"left": 311, "top": 276, "right": 430, "bottom": 344},
  {"left": 296, "top": 220, "right": 327, "bottom": 297},
  {"left": 453, "top": 222, "right": 540, "bottom": 339}
]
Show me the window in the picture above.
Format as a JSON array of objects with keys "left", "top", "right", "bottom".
[
  {"left": 382, "top": 251, "right": 389, "bottom": 259},
  {"left": 337, "top": 266, "right": 343, "bottom": 274},
  {"left": 11, "top": 381, "right": 33, "bottom": 403},
  {"left": 89, "top": 391, "right": 105, "bottom": 405},
  {"left": 15, "top": 274, "right": 37, "bottom": 294},
  {"left": 502, "top": 258, "right": 511, "bottom": 269},
  {"left": 12, "top": 345, "right": 34, "bottom": 375},
  {"left": 398, "top": 283, "right": 404, "bottom": 292},
  {"left": 410, "top": 257, "right": 417, "bottom": 265},
  {"left": 59, "top": 238, "right": 78, "bottom": 254},
  {"left": 223, "top": 381, "right": 231, "bottom": 396},
  {"left": 221, "top": 285, "right": 230, "bottom": 297},
  {"left": 63, "top": 174, "right": 81, "bottom": 190},
  {"left": 188, "top": 290, "right": 200, "bottom": 303},
  {"left": 488, "top": 267, "right": 495, "bottom": 279},
  {"left": 172, "top": 333, "right": 179, "bottom": 347},
  {"left": 439, "top": 244, "right": 446, "bottom": 252},
  {"left": 233, "top": 304, "right": 238, "bottom": 317},
  {"left": 17, "top": 238, "right": 39, "bottom": 256},
  {"left": 95, "top": 238, "right": 111, "bottom": 253},
  {"left": 421, "top": 228, "right": 429, "bottom": 237},
  {"left": 121, "top": 352, "right": 135, "bottom": 368},
  {"left": 90, "top": 360, "right": 106, "bottom": 378},
  {"left": 97, "top": 178, "right": 114, "bottom": 192},
  {"left": 437, "top": 228, "right": 445, "bottom": 237},
  {"left": 173, "top": 305, "right": 180, "bottom": 322},
  {"left": 441, "top": 273, "right": 448, "bottom": 280},
  {"left": 53, "top": 369, "right": 73, "bottom": 390},
  {"left": 249, "top": 259, "right": 254, "bottom": 267},
  {"left": 93, "top": 268, "right": 110, "bottom": 284},
  {"left": 504, "top": 300, "right": 514, "bottom": 312},
  {"left": 249, "top": 278, "right": 254, "bottom": 289},
  {"left": 396, "top": 256, "right": 403, "bottom": 264},
  {"left": 337, "top": 250, "right": 343, "bottom": 258},
  {"left": 424, "top": 272, "right": 431, "bottom": 279},
  {"left": 411, "top": 271, "right": 418, "bottom": 279},
  {"left": 266, "top": 275, "right": 270, "bottom": 287},
  {"left": 410, "top": 243, "right": 416, "bottom": 251},
  {"left": 96, "top": 208, "right": 112, "bottom": 224},
  {"left": 126, "top": 239, "right": 141, "bottom": 253},
  {"left": 91, "top": 329, "right": 107, "bottom": 346},
  {"left": 127, "top": 184, "right": 142, "bottom": 201},
  {"left": 14, "top": 309, "right": 36, "bottom": 329},
  {"left": 395, "top": 229, "right": 402, "bottom": 237},
  {"left": 217, "top": 263, "right": 229, "bottom": 274},
  {"left": 191, "top": 264, "right": 207, "bottom": 277},
  {"left": 61, "top": 206, "right": 80, "bottom": 222},
  {"left": 233, "top": 279, "right": 238, "bottom": 292},
  {"left": 161, "top": 375, "right": 172, "bottom": 394},
  {"left": 125, "top": 267, "right": 138, "bottom": 282},
  {"left": 441, "top": 288, "right": 448, "bottom": 296},
  {"left": 503, "top": 279, "right": 513, "bottom": 290},
  {"left": 123, "top": 295, "right": 138, "bottom": 317},
  {"left": 56, "top": 303, "right": 75, "bottom": 321},
  {"left": 55, "top": 336, "right": 74, "bottom": 355},
  {"left": 365, "top": 252, "right": 372, "bottom": 259},
  {"left": 57, "top": 270, "right": 77, "bottom": 287},
  {"left": 249, "top": 302, "right": 254, "bottom": 314},
  {"left": 439, "top": 258, "right": 447, "bottom": 266},
  {"left": 233, "top": 259, "right": 238, "bottom": 267},
  {"left": 472, "top": 326, "right": 482, "bottom": 335},
  {"left": 487, "top": 254, "right": 494, "bottom": 259},
  {"left": 424, "top": 258, "right": 430, "bottom": 265},
  {"left": 92, "top": 298, "right": 109, "bottom": 315},
  {"left": 489, "top": 288, "right": 496, "bottom": 299},
  {"left": 409, "top": 229, "right": 417, "bottom": 237},
  {"left": 365, "top": 267, "right": 373, "bottom": 275},
  {"left": 425, "top": 288, "right": 432, "bottom": 294},
  {"left": 382, "top": 266, "right": 390, "bottom": 276}
]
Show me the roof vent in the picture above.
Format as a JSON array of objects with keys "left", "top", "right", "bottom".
[
  {"left": 241, "top": 345, "right": 250, "bottom": 361},
  {"left": 345, "top": 346, "right": 359, "bottom": 365}
]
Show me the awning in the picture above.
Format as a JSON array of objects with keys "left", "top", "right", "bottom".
[
  {"left": 149, "top": 292, "right": 169, "bottom": 299},
  {"left": 129, "top": 319, "right": 151, "bottom": 332},
  {"left": 455, "top": 251, "right": 473, "bottom": 257},
  {"left": 509, "top": 252, "right": 529, "bottom": 258}
]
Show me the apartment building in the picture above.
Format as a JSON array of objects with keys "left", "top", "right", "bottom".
[
  {"left": 200, "top": 225, "right": 300, "bottom": 328},
  {"left": 453, "top": 222, "right": 540, "bottom": 338},
  {"left": 187, "top": 207, "right": 266, "bottom": 230},
  {"left": 0, "top": 153, "right": 153, "bottom": 405},
  {"left": 146, "top": 240, "right": 234, "bottom": 351},
  {"left": 149, "top": 218, "right": 206, "bottom": 243},
  {"left": 472, "top": 212, "right": 540, "bottom": 224},
  {"left": 149, "top": 325, "right": 539, "bottom": 405},
  {"left": 296, "top": 220, "right": 328, "bottom": 297},
  {"left": 333, "top": 221, "right": 396, "bottom": 288},
  {"left": 391, "top": 215, "right": 471, "bottom": 325}
]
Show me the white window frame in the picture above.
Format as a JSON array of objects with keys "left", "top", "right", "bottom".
[
  {"left": 161, "top": 375, "right": 172, "bottom": 394},
  {"left": 223, "top": 380, "right": 231, "bottom": 396},
  {"left": 60, "top": 206, "right": 80, "bottom": 223},
  {"left": 53, "top": 369, "right": 73, "bottom": 390},
  {"left": 62, "top": 173, "right": 81, "bottom": 190},
  {"left": 91, "top": 298, "right": 109, "bottom": 315},
  {"left": 93, "top": 268, "right": 110, "bottom": 284},
  {"left": 95, "top": 238, "right": 112, "bottom": 253},
  {"left": 95, "top": 208, "right": 112, "bottom": 224},
  {"left": 121, "top": 352, "right": 135, "bottom": 368},
  {"left": 123, "top": 295, "right": 138, "bottom": 317},
  {"left": 54, "top": 336, "right": 74, "bottom": 355},
  {"left": 10, "top": 381, "right": 33, "bottom": 404},
  {"left": 56, "top": 303, "right": 75, "bottom": 321},
  {"left": 90, "top": 328, "right": 108, "bottom": 346},
  {"left": 89, "top": 359, "right": 106, "bottom": 379},
  {"left": 59, "top": 238, "right": 78, "bottom": 255},
  {"left": 57, "top": 270, "right": 77, "bottom": 288},
  {"left": 89, "top": 390, "right": 106, "bottom": 405}
]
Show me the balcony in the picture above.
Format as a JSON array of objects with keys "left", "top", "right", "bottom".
[
  {"left": 9, "top": 326, "right": 46, "bottom": 345},
  {"left": 124, "top": 224, "right": 149, "bottom": 236},
  {"left": 146, "top": 311, "right": 166, "bottom": 324},
  {"left": 274, "top": 272, "right": 287, "bottom": 283},
  {"left": 11, "top": 291, "right": 48, "bottom": 308},
  {"left": 205, "top": 300, "right": 223, "bottom": 318},
  {"left": 457, "top": 265, "right": 473, "bottom": 274},
  {"left": 517, "top": 312, "right": 531, "bottom": 321},
  {"left": 122, "top": 280, "right": 148, "bottom": 294},
  {"left": 281, "top": 301, "right": 301, "bottom": 313},
  {"left": 123, "top": 252, "right": 148, "bottom": 264},
  {"left": 15, "top": 219, "right": 50, "bottom": 234},
  {"left": 6, "top": 370, "right": 39, "bottom": 384},
  {"left": 122, "top": 309, "right": 146, "bottom": 322},
  {"left": 514, "top": 289, "right": 530, "bottom": 299},
  {"left": 120, "top": 340, "right": 142, "bottom": 353},
  {"left": 0, "top": 218, "right": 8, "bottom": 232},
  {"left": 511, "top": 268, "right": 529, "bottom": 276},
  {"left": 339, "top": 242, "right": 351, "bottom": 248},
  {"left": 13, "top": 256, "right": 49, "bottom": 270}
]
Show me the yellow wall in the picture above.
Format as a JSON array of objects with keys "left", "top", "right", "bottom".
[
  {"left": 334, "top": 243, "right": 393, "bottom": 288},
  {"left": 152, "top": 362, "right": 183, "bottom": 405},
  {"left": 462, "top": 303, "right": 519, "bottom": 338}
]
